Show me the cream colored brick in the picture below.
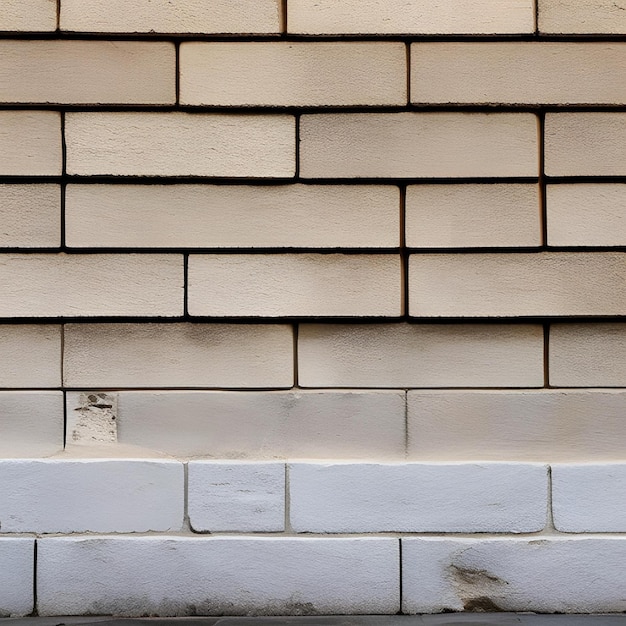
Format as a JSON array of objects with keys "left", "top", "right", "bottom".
[
  {"left": 0, "top": 254, "right": 182, "bottom": 317},
  {"left": 64, "top": 323, "right": 293, "bottom": 388},
  {"left": 180, "top": 42, "right": 405, "bottom": 107},
  {"left": 412, "top": 42, "right": 626, "bottom": 105},
  {"left": 406, "top": 184, "right": 540, "bottom": 248},
  {"left": 299, "top": 323, "right": 544, "bottom": 388},
  {"left": 61, "top": 0, "right": 280, "bottom": 34},
  {"left": 0, "top": 185, "right": 59, "bottom": 247},
  {"left": 550, "top": 323, "right": 626, "bottom": 387},
  {"left": 547, "top": 184, "right": 626, "bottom": 246},
  {"left": 288, "top": 0, "right": 534, "bottom": 34},
  {"left": 0, "top": 0, "right": 56, "bottom": 32},
  {"left": 65, "top": 184, "right": 399, "bottom": 249},
  {"left": 300, "top": 113, "right": 538, "bottom": 178},
  {"left": 410, "top": 253, "right": 626, "bottom": 317},
  {"left": 540, "top": 0, "right": 626, "bottom": 33},
  {"left": 0, "top": 325, "right": 61, "bottom": 387},
  {"left": 0, "top": 41, "right": 174, "bottom": 105},
  {"left": 0, "top": 111, "right": 61, "bottom": 176},
  {"left": 65, "top": 113, "right": 295, "bottom": 177},
  {"left": 545, "top": 113, "right": 626, "bottom": 176},
  {"left": 188, "top": 254, "right": 401, "bottom": 317},
  {"left": 408, "top": 390, "right": 626, "bottom": 462}
]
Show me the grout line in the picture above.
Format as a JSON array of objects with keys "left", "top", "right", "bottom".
[
  {"left": 403, "top": 390, "right": 409, "bottom": 460},
  {"left": 182, "top": 462, "right": 192, "bottom": 532},
  {"left": 293, "top": 323, "right": 299, "bottom": 388},
  {"left": 32, "top": 540, "right": 38, "bottom": 616},
  {"left": 284, "top": 463, "right": 291, "bottom": 533},
  {"left": 544, "top": 323, "right": 551, "bottom": 388},
  {"left": 294, "top": 114, "right": 301, "bottom": 179},
  {"left": 56, "top": 0, "right": 61, "bottom": 31},
  {"left": 281, "top": 0, "right": 288, "bottom": 35},
  {"left": 538, "top": 112, "right": 548, "bottom": 248},
  {"left": 545, "top": 465, "right": 557, "bottom": 532},
  {"left": 183, "top": 253, "right": 189, "bottom": 317},
  {"left": 534, "top": 0, "right": 539, "bottom": 35},
  {"left": 405, "top": 42, "right": 411, "bottom": 104},
  {"left": 398, "top": 538, "right": 403, "bottom": 614},
  {"left": 60, "top": 112, "right": 67, "bottom": 250},
  {"left": 175, "top": 41, "right": 181, "bottom": 106},
  {"left": 400, "top": 185, "right": 409, "bottom": 318},
  {"left": 61, "top": 324, "right": 66, "bottom": 449}
]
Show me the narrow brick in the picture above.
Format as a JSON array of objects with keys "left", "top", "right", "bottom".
[
  {"left": 188, "top": 254, "right": 402, "bottom": 317},
  {"left": 0, "top": 539, "right": 34, "bottom": 617},
  {"left": 65, "top": 113, "right": 295, "bottom": 177},
  {"left": 300, "top": 113, "right": 538, "bottom": 178},
  {"left": 0, "top": 0, "right": 56, "bottom": 32},
  {"left": 539, "top": 0, "right": 626, "bottom": 33}
]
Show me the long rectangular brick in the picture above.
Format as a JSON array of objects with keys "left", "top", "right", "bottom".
[
  {"left": 539, "top": 0, "right": 626, "bottom": 33},
  {"left": 0, "top": 539, "right": 34, "bottom": 617},
  {"left": 0, "top": 0, "right": 56, "bottom": 32}
]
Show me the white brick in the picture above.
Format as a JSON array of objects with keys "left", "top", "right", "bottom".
[
  {"left": 288, "top": 0, "right": 534, "bottom": 34},
  {"left": 410, "top": 252, "right": 626, "bottom": 317},
  {"left": 65, "top": 113, "right": 295, "bottom": 177},
  {"left": 0, "top": 0, "right": 56, "bottom": 32},
  {"left": 550, "top": 323, "right": 626, "bottom": 387},
  {"left": 37, "top": 536, "right": 399, "bottom": 616},
  {"left": 402, "top": 537, "right": 626, "bottom": 613},
  {"left": 64, "top": 323, "right": 293, "bottom": 388},
  {"left": 540, "top": 0, "right": 626, "bottom": 33},
  {"left": 66, "top": 391, "right": 118, "bottom": 447},
  {"left": 188, "top": 254, "right": 402, "bottom": 317},
  {"left": 0, "top": 325, "right": 61, "bottom": 387},
  {"left": 411, "top": 43, "right": 626, "bottom": 105},
  {"left": 0, "top": 460, "right": 183, "bottom": 533},
  {"left": 545, "top": 113, "right": 626, "bottom": 176},
  {"left": 408, "top": 390, "right": 626, "bottom": 462},
  {"left": 300, "top": 113, "right": 538, "bottom": 178},
  {"left": 299, "top": 323, "right": 544, "bottom": 388},
  {"left": 406, "top": 184, "right": 540, "bottom": 248},
  {"left": 0, "top": 392, "right": 63, "bottom": 457},
  {"left": 61, "top": 0, "right": 281, "bottom": 34},
  {"left": 66, "top": 184, "right": 400, "bottom": 249},
  {"left": 0, "top": 539, "right": 34, "bottom": 617},
  {"left": 116, "top": 390, "right": 405, "bottom": 459},
  {"left": 180, "top": 42, "right": 405, "bottom": 107},
  {"left": 0, "top": 111, "right": 61, "bottom": 176},
  {"left": 290, "top": 463, "right": 547, "bottom": 533},
  {"left": 0, "top": 254, "right": 182, "bottom": 317},
  {"left": 188, "top": 462, "right": 285, "bottom": 532}
]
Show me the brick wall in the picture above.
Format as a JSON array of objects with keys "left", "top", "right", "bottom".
[{"left": 1, "top": 0, "right": 625, "bottom": 616}]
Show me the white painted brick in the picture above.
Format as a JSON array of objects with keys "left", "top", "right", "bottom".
[
  {"left": 0, "top": 254, "right": 182, "bottom": 317},
  {"left": 66, "top": 184, "right": 400, "bottom": 249},
  {"left": 540, "top": 0, "right": 626, "bottom": 33},
  {"left": 408, "top": 390, "right": 626, "bottom": 462},
  {"left": 65, "top": 113, "right": 295, "bottom": 177},
  {"left": 406, "top": 184, "right": 540, "bottom": 248},
  {"left": 66, "top": 391, "right": 118, "bottom": 447},
  {"left": 0, "top": 0, "right": 56, "bottom": 32},
  {"left": 117, "top": 390, "right": 405, "bottom": 459},
  {"left": 547, "top": 184, "right": 626, "bottom": 246},
  {"left": 0, "top": 392, "right": 63, "bottom": 457},
  {"left": 180, "top": 42, "right": 405, "bottom": 107},
  {"left": 288, "top": 0, "right": 534, "bottom": 34},
  {"left": 300, "top": 113, "right": 538, "bottom": 178},
  {"left": 410, "top": 252, "right": 626, "bottom": 317},
  {"left": 545, "top": 113, "right": 626, "bottom": 176},
  {"left": 0, "top": 111, "right": 61, "bottom": 176},
  {"left": 402, "top": 537, "right": 626, "bottom": 613},
  {"left": 0, "top": 539, "right": 34, "bottom": 617},
  {"left": 411, "top": 43, "right": 626, "bottom": 105},
  {"left": 0, "top": 41, "right": 174, "bottom": 105},
  {"left": 37, "top": 536, "right": 399, "bottom": 616},
  {"left": 61, "top": 0, "right": 281, "bottom": 34},
  {"left": 64, "top": 323, "right": 293, "bottom": 388},
  {"left": 551, "top": 323, "right": 626, "bottom": 387},
  {"left": 0, "top": 325, "right": 61, "bottom": 387},
  {"left": 0, "top": 460, "right": 183, "bottom": 533},
  {"left": 188, "top": 462, "right": 285, "bottom": 532},
  {"left": 299, "top": 323, "right": 544, "bottom": 388},
  {"left": 188, "top": 254, "right": 402, "bottom": 317},
  {"left": 290, "top": 463, "right": 547, "bottom": 533}
]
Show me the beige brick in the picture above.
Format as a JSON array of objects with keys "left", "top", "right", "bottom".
[
  {"left": 0, "top": 41, "right": 174, "bottom": 105},
  {"left": 408, "top": 390, "right": 626, "bottom": 462},
  {"left": 548, "top": 184, "right": 626, "bottom": 246},
  {"left": 550, "top": 323, "right": 626, "bottom": 387},
  {"left": 188, "top": 254, "right": 402, "bottom": 317},
  {"left": 0, "top": 185, "right": 60, "bottom": 247},
  {"left": 410, "top": 252, "right": 626, "bottom": 317},
  {"left": 545, "top": 113, "right": 626, "bottom": 177},
  {"left": 288, "top": 0, "right": 534, "bottom": 34},
  {"left": 411, "top": 42, "right": 626, "bottom": 105},
  {"left": 0, "top": 325, "right": 61, "bottom": 387},
  {"left": 0, "top": 111, "right": 61, "bottom": 176},
  {"left": 65, "top": 184, "right": 399, "bottom": 249},
  {"left": 300, "top": 113, "right": 538, "bottom": 178},
  {"left": 64, "top": 323, "right": 293, "bottom": 388},
  {"left": 299, "top": 323, "right": 544, "bottom": 388},
  {"left": 65, "top": 113, "right": 294, "bottom": 177},
  {"left": 0, "top": 0, "right": 56, "bottom": 32},
  {"left": 539, "top": 0, "right": 626, "bottom": 33},
  {"left": 406, "top": 184, "right": 540, "bottom": 248},
  {"left": 180, "top": 42, "right": 405, "bottom": 107},
  {"left": 61, "top": 0, "right": 280, "bottom": 34},
  {"left": 0, "top": 254, "right": 182, "bottom": 317}
]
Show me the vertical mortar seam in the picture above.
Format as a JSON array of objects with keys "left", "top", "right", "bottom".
[
  {"left": 281, "top": 0, "right": 288, "bottom": 34},
  {"left": 546, "top": 464, "right": 557, "bottom": 531},
  {"left": 405, "top": 42, "right": 411, "bottom": 105},
  {"left": 534, "top": 0, "right": 540, "bottom": 35},
  {"left": 60, "top": 112, "right": 67, "bottom": 250},
  {"left": 293, "top": 323, "right": 299, "bottom": 387},
  {"left": 32, "top": 539, "right": 38, "bottom": 616},
  {"left": 183, "top": 253, "right": 189, "bottom": 318},
  {"left": 183, "top": 462, "right": 192, "bottom": 532},
  {"left": 538, "top": 111, "right": 548, "bottom": 248},
  {"left": 543, "top": 323, "right": 550, "bottom": 388},
  {"left": 61, "top": 324, "right": 66, "bottom": 448},
  {"left": 400, "top": 185, "right": 409, "bottom": 318},
  {"left": 398, "top": 538, "right": 403, "bottom": 614},
  {"left": 56, "top": 0, "right": 61, "bottom": 31},
  {"left": 284, "top": 463, "right": 291, "bottom": 533},
  {"left": 294, "top": 114, "right": 301, "bottom": 180},
  {"left": 175, "top": 41, "right": 181, "bottom": 106}
]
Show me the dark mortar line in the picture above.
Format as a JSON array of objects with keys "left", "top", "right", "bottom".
[
  {"left": 175, "top": 41, "right": 181, "bottom": 105},
  {"left": 281, "top": 0, "right": 288, "bottom": 35},
  {"left": 534, "top": 0, "right": 540, "bottom": 35},
  {"left": 60, "top": 111, "right": 67, "bottom": 250},
  {"left": 398, "top": 538, "right": 404, "bottom": 614},
  {"left": 538, "top": 112, "right": 548, "bottom": 247},
  {"left": 405, "top": 42, "right": 411, "bottom": 104},
  {"left": 32, "top": 540, "right": 38, "bottom": 616},
  {"left": 544, "top": 323, "right": 551, "bottom": 388},
  {"left": 183, "top": 253, "right": 189, "bottom": 317},
  {"left": 55, "top": 0, "right": 61, "bottom": 32},
  {"left": 294, "top": 114, "right": 301, "bottom": 178},
  {"left": 400, "top": 185, "right": 410, "bottom": 320},
  {"left": 292, "top": 323, "right": 299, "bottom": 388}
]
